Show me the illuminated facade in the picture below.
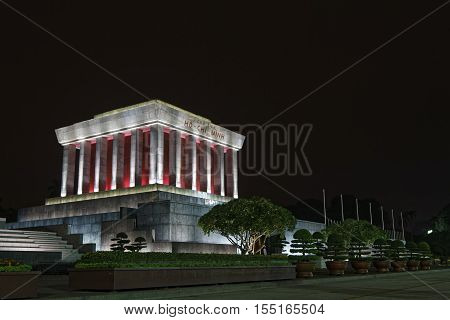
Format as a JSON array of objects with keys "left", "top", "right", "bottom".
[
  {"left": 58, "top": 99, "right": 243, "bottom": 199},
  {"left": 8, "top": 101, "right": 245, "bottom": 253}
]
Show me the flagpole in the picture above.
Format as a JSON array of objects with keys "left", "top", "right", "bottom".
[
  {"left": 355, "top": 197, "right": 359, "bottom": 221},
  {"left": 322, "top": 189, "right": 327, "bottom": 225},
  {"left": 391, "top": 209, "right": 395, "bottom": 239},
  {"left": 340, "top": 194, "right": 344, "bottom": 222},
  {"left": 369, "top": 202, "right": 373, "bottom": 224},
  {"left": 381, "top": 206, "right": 385, "bottom": 230},
  {"left": 400, "top": 211, "right": 405, "bottom": 241}
]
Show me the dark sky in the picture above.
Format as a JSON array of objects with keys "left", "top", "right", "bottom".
[{"left": 0, "top": 1, "right": 449, "bottom": 231}]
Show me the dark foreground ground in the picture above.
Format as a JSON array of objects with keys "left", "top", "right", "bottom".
[{"left": 35, "top": 268, "right": 450, "bottom": 300}]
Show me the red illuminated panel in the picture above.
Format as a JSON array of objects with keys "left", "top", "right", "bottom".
[
  {"left": 163, "top": 131, "right": 169, "bottom": 185},
  {"left": 105, "top": 138, "right": 113, "bottom": 191},
  {"left": 141, "top": 130, "right": 150, "bottom": 185},
  {"left": 89, "top": 141, "right": 96, "bottom": 193},
  {"left": 123, "top": 134, "right": 131, "bottom": 188}
]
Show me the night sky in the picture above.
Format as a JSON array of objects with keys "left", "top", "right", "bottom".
[{"left": 0, "top": 1, "right": 449, "bottom": 232}]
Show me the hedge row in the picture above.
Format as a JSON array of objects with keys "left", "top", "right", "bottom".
[
  {"left": 0, "top": 265, "right": 32, "bottom": 272},
  {"left": 75, "top": 252, "right": 289, "bottom": 269}
]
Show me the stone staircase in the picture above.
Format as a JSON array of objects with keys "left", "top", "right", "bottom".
[{"left": 0, "top": 229, "right": 82, "bottom": 263}]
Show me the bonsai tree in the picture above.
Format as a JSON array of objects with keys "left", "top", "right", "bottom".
[
  {"left": 323, "top": 233, "right": 348, "bottom": 262},
  {"left": 348, "top": 237, "right": 371, "bottom": 261},
  {"left": 405, "top": 241, "right": 420, "bottom": 271},
  {"left": 390, "top": 240, "right": 407, "bottom": 272},
  {"left": 417, "top": 241, "right": 432, "bottom": 270},
  {"left": 390, "top": 240, "right": 407, "bottom": 261},
  {"left": 125, "top": 237, "right": 147, "bottom": 252},
  {"left": 266, "top": 234, "right": 289, "bottom": 255},
  {"left": 289, "top": 229, "right": 317, "bottom": 261},
  {"left": 198, "top": 197, "right": 296, "bottom": 255},
  {"left": 405, "top": 241, "right": 419, "bottom": 260},
  {"left": 110, "top": 232, "right": 130, "bottom": 252},
  {"left": 323, "top": 233, "right": 348, "bottom": 275},
  {"left": 312, "top": 231, "right": 325, "bottom": 257},
  {"left": 418, "top": 241, "right": 432, "bottom": 260},
  {"left": 372, "top": 238, "right": 391, "bottom": 272}
]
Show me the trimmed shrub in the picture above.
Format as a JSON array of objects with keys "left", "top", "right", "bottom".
[{"left": 75, "top": 252, "right": 290, "bottom": 269}]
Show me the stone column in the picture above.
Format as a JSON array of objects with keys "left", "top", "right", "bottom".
[
  {"left": 60, "top": 144, "right": 76, "bottom": 197},
  {"left": 94, "top": 137, "right": 107, "bottom": 192},
  {"left": 185, "top": 135, "right": 197, "bottom": 191},
  {"left": 77, "top": 140, "right": 91, "bottom": 195},
  {"left": 169, "top": 130, "right": 181, "bottom": 187},
  {"left": 214, "top": 145, "right": 225, "bottom": 196},
  {"left": 199, "top": 140, "right": 211, "bottom": 193},
  {"left": 225, "top": 148, "right": 238, "bottom": 198},
  {"left": 111, "top": 133, "right": 124, "bottom": 190},
  {"left": 129, "top": 129, "right": 143, "bottom": 188},
  {"left": 149, "top": 124, "right": 164, "bottom": 184}
]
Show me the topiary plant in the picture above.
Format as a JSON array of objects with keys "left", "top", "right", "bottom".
[
  {"left": 312, "top": 231, "right": 325, "bottom": 257},
  {"left": 290, "top": 229, "right": 317, "bottom": 261},
  {"left": 267, "top": 234, "right": 289, "bottom": 255},
  {"left": 125, "top": 236, "right": 148, "bottom": 252},
  {"left": 348, "top": 236, "right": 371, "bottom": 261},
  {"left": 110, "top": 232, "right": 130, "bottom": 252},
  {"left": 405, "top": 241, "right": 419, "bottom": 260},
  {"left": 372, "top": 238, "right": 390, "bottom": 261},
  {"left": 323, "top": 233, "right": 348, "bottom": 261},
  {"left": 417, "top": 241, "right": 432, "bottom": 260},
  {"left": 390, "top": 240, "right": 407, "bottom": 261}
]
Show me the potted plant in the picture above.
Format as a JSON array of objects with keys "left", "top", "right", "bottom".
[
  {"left": 405, "top": 241, "right": 420, "bottom": 271},
  {"left": 289, "top": 229, "right": 317, "bottom": 278},
  {"left": 372, "top": 238, "right": 391, "bottom": 272},
  {"left": 418, "top": 241, "right": 432, "bottom": 270},
  {"left": 390, "top": 240, "right": 407, "bottom": 272},
  {"left": 323, "top": 233, "right": 348, "bottom": 276},
  {"left": 348, "top": 237, "right": 371, "bottom": 274}
]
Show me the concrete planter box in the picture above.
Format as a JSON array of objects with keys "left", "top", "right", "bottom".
[
  {"left": 0, "top": 272, "right": 40, "bottom": 299},
  {"left": 69, "top": 266, "right": 295, "bottom": 291}
]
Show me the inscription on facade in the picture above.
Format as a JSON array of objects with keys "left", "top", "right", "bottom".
[{"left": 184, "top": 119, "right": 225, "bottom": 140}]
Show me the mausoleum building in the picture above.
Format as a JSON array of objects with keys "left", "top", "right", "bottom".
[{"left": 7, "top": 100, "right": 245, "bottom": 254}]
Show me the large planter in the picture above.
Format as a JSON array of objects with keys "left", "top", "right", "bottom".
[
  {"left": 69, "top": 266, "right": 296, "bottom": 291},
  {"left": 351, "top": 260, "right": 370, "bottom": 274},
  {"left": 0, "top": 272, "right": 40, "bottom": 299},
  {"left": 420, "top": 260, "right": 432, "bottom": 270},
  {"left": 295, "top": 261, "right": 315, "bottom": 278},
  {"left": 325, "top": 261, "right": 347, "bottom": 276},
  {"left": 373, "top": 260, "right": 390, "bottom": 272},
  {"left": 391, "top": 260, "right": 406, "bottom": 272},
  {"left": 407, "top": 260, "right": 420, "bottom": 271}
]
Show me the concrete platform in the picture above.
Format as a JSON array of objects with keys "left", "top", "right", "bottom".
[{"left": 33, "top": 268, "right": 450, "bottom": 300}]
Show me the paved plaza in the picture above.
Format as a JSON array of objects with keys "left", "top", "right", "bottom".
[{"left": 35, "top": 268, "right": 450, "bottom": 300}]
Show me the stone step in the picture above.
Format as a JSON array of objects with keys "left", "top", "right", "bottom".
[
  {"left": 0, "top": 243, "right": 73, "bottom": 249},
  {"left": 0, "top": 233, "right": 62, "bottom": 240},
  {"left": 0, "top": 238, "right": 67, "bottom": 244},
  {"left": 0, "top": 229, "right": 57, "bottom": 236}
]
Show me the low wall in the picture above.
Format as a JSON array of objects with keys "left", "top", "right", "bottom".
[{"left": 69, "top": 266, "right": 296, "bottom": 291}]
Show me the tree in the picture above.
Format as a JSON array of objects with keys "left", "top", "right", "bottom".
[
  {"left": 110, "top": 232, "right": 130, "bottom": 252},
  {"left": 198, "top": 197, "right": 296, "bottom": 255},
  {"left": 324, "top": 219, "right": 386, "bottom": 246},
  {"left": 432, "top": 204, "right": 450, "bottom": 232}
]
